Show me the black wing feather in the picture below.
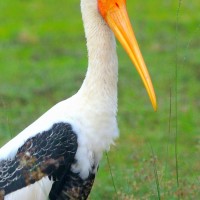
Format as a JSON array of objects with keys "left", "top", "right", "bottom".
[
  {"left": 49, "top": 167, "right": 96, "bottom": 200},
  {"left": 0, "top": 123, "right": 78, "bottom": 199}
]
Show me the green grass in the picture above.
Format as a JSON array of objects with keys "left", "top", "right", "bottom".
[{"left": 0, "top": 0, "right": 200, "bottom": 199}]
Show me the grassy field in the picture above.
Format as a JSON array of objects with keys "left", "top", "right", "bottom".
[{"left": 0, "top": 0, "right": 200, "bottom": 199}]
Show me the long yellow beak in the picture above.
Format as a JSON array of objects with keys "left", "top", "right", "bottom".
[{"left": 101, "top": 1, "right": 157, "bottom": 111}]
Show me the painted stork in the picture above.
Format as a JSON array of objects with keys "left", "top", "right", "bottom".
[{"left": 0, "top": 0, "right": 157, "bottom": 199}]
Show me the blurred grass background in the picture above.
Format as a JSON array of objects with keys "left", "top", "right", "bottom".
[{"left": 0, "top": 0, "right": 199, "bottom": 199}]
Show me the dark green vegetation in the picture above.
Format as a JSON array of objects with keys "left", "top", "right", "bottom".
[{"left": 0, "top": 0, "right": 199, "bottom": 199}]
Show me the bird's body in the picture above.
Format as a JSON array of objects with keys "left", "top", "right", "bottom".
[{"left": 0, "top": 0, "right": 156, "bottom": 199}]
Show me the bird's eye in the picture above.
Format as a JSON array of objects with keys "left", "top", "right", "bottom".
[{"left": 115, "top": 2, "right": 119, "bottom": 8}]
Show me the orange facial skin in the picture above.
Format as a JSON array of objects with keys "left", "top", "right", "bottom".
[{"left": 98, "top": 0, "right": 126, "bottom": 20}]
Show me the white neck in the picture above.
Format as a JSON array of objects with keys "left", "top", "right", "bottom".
[{"left": 79, "top": 0, "right": 118, "bottom": 113}]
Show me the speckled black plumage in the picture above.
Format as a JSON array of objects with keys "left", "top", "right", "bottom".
[
  {"left": 0, "top": 123, "right": 79, "bottom": 199},
  {"left": 49, "top": 169, "right": 96, "bottom": 200}
]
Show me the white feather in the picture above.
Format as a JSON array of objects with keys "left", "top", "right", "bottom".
[{"left": 5, "top": 177, "right": 53, "bottom": 200}]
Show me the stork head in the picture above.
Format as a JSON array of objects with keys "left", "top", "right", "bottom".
[{"left": 98, "top": 0, "right": 157, "bottom": 111}]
